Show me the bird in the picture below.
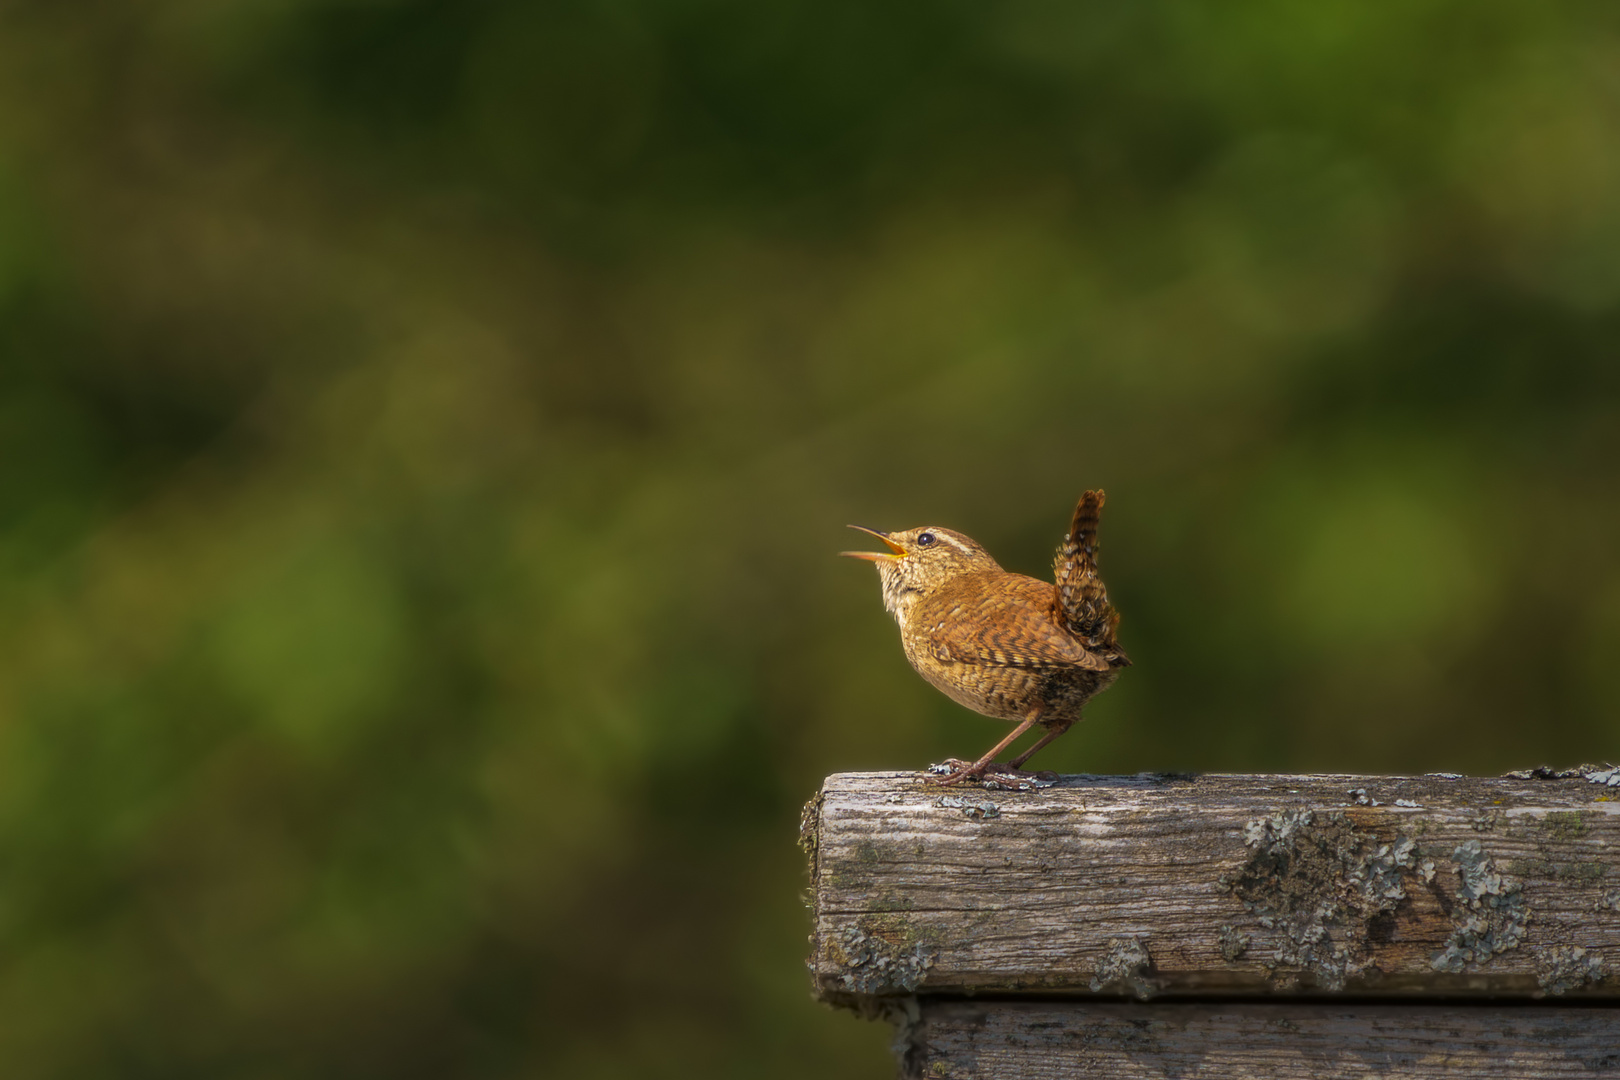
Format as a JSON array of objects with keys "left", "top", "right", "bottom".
[{"left": 841, "top": 490, "right": 1130, "bottom": 785}]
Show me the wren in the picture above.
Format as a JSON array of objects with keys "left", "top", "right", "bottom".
[{"left": 842, "top": 491, "right": 1130, "bottom": 785}]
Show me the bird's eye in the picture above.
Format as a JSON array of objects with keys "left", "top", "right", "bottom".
[{"left": 916, "top": 532, "right": 935, "bottom": 546}]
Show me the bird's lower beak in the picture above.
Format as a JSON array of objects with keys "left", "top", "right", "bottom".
[{"left": 840, "top": 525, "right": 907, "bottom": 561}]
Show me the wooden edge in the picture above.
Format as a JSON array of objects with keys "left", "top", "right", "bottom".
[{"left": 902, "top": 999, "right": 1620, "bottom": 1079}]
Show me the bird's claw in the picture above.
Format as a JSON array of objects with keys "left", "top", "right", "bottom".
[
  {"left": 925, "top": 759, "right": 980, "bottom": 785},
  {"left": 982, "top": 766, "right": 1059, "bottom": 791},
  {"left": 924, "top": 760, "right": 1059, "bottom": 790}
]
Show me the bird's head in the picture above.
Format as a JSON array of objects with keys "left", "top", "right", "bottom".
[{"left": 841, "top": 524, "right": 1001, "bottom": 618}]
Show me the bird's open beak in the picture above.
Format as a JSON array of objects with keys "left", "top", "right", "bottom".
[{"left": 840, "top": 525, "right": 907, "bottom": 561}]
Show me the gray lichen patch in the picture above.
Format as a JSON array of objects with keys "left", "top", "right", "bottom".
[
  {"left": 933, "top": 795, "right": 1000, "bottom": 821},
  {"left": 1090, "top": 936, "right": 1158, "bottom": 999},
  {"left": 826, "top": 925, "right": 939, "bottom": 995},
  {"left": 1225, "top": 809, "right": 1417, "bottom": 990},
  {"left": 1535, "top": 946, "right": 1607, "bottom": 995},
  {"left": 1218, "top": 925, "right": 1251, "bottom": 961},
  {"left": 1506, "top": 763, "right": 1620, "bottom": 786},
  {"left": 1430, "top": 839, "right": 1529, "bottom": 973}
]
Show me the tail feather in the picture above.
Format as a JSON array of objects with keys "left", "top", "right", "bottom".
[{"left": 1053, "top": 489, "right": 1129, "bottom": 663}]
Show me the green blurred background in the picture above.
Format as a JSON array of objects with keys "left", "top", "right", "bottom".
[{"left": 1, "top": 1, "right": 1618, "bottom": 1076}]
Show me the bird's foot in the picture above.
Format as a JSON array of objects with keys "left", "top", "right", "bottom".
[
  {"left": 925, "top": 760, "right": 1058, "bottom": 790},
  {"left": 925, "top": 759, "right": 982, "bottom": 785}
]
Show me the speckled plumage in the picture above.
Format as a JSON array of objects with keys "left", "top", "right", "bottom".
[{"left": 842, "top": 491, "right": 1130, "bottom": 783}]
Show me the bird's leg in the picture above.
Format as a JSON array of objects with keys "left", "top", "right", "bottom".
[
  {"left": 930, "top": 709, "right": 1044, "bottom": 786},
  {"left": 1005, "top": 716, "right": 1076, "bottom": 770}
]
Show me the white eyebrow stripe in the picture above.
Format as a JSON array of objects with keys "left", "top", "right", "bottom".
[{"left": 935, "top": 532, "right": 972, "bottom": 555}]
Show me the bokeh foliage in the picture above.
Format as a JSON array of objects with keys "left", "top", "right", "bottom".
[{"left": 1, "top": 0, "right": 1618, "bottom": 1076}]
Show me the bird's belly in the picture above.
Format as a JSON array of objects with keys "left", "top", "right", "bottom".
[
  {"left": 901, "top": 637, "right": 1115, "bottom": 723},
  {"left": 920, "top": 662, "right": 1044, "bottom": 720}
]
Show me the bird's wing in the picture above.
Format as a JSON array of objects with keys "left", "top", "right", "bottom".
[{"left": 917, "top": 576, "right": 1113, "bottom": 673}]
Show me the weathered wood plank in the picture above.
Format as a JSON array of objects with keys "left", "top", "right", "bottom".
[
  {"left": 904, "top": 1001, "right": 1620, "bottom": 1079},
  {"left": 805, "top": 771, "right": 1620, "bottom": 1004}
]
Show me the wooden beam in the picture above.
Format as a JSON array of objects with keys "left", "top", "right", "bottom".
[
  {"left": 805, "top": 771, "right": 1620, "bottom": 1006},
  {"left": 904, "top": 1001, "right": 1620, "bottom": 1079}
]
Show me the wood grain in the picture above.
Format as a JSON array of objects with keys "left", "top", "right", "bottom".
[
  {"left": 904, "top": 1001, "right": 1620, "bottom": 1079},
  {"left": 805, "top": 771, "right": 1620, "bottom": 1006}
]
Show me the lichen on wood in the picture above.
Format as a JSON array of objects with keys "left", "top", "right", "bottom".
[
  {"left": 1431, "top": 838, "right": 1529, "bottom": 973},
  {"left": 807, "top": 771, "right": 1620, "bottom": 1004},
  {"left": 824, "top": 925, "right": 938, "bottom": 995},
  {"left": 1537, "top": 946, "right": 1607, "bottom": 995},
  {"left": 1089, "top": 936, "right": 1157, "bottom": 997},
  {"left": 1224, "top": 808, "right": 1418, "bottom": 989}
]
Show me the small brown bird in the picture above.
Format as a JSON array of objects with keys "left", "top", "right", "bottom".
[{"left": 842, "top": 491, "right": 1130, "bottom": 785}]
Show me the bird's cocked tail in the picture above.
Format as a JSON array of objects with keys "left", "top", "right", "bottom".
[{"left": 1053, "top": 490, "right": 1128, "bottom": 664}]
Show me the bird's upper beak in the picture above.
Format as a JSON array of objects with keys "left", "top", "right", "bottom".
[{"left": 840, "top": 525, "right": 907, "bottom": 562}]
